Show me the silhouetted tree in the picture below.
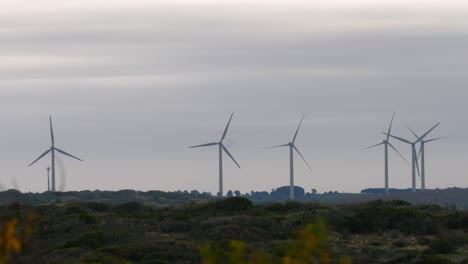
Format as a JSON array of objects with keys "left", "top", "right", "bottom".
[
  {"left": 234, "top": 190, "right": 241, "bottom": 197},
  {"left": 226, "top": 190, "right": 233, "bottom": 197}
]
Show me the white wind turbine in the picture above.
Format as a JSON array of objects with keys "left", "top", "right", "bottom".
[
  {"left": 402, "top": 122, "right": 444, "bottom": 190},
  {"left": 385, "top": 122, "right": 439, "bottom": 192},
  {"left": 29, "top": 116, "right": 83, "bottom": 192},
  {"left": 362, "top": 113, "right": 408, "bottom": 194},
  {"left": 267, "top": 115, "right": 312, "bottom": 201},
  {"left": 190, "top": 113, "right": 240, "bottom": 197}
]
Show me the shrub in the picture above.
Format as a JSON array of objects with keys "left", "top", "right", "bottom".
[
  {"left": 208, "top": 197, "right": 253, "bottom": 213},
  {"left": 142, "top": 252, "right": 170, "bottom": 264},
  {"left": 392, "top": 238, "right": 407, "bottom": 248},
  {"left": 390, "top": 200, "right": 412, "bottom": 206},
  {"left": 97, "top": 241, "right": 199, "bottom": 263},
  {"left": 83, "top": 202, "right": 111, "bottom": 213},
  {"left": 428, "top": 233, "right": 457, "bottom": 254},
  {"left": 114, "top": 202, "right": 151, "bottom": 213},
  {"left": 62, "top": 231, "right": 108, "bottom": 249},
  {"left": 193, "top": 216, "right": 277, "bottom": 242},
  {"left": 418, "top": 255, "right": 453, "bottom": 264}
]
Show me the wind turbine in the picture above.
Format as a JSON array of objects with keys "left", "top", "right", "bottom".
[
  {"left": 362, "top": 113, "right": 408, "bottom": 194},
  {"left": 402, "top": 122, "right": 443, "bottom": 190},
  {"left": 29, "top": 116, "right": 83, "bottom": 192},
  {"left": 190, "top": 113, "right": 240, "bottom": 197},
  {"left": 267, "top": 115, "right": 312, "bottom": 201},
  {"left": 385, "top": 122, "right": 439, "bottom": 192}
]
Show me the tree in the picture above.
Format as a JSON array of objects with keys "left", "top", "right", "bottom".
[
  {"left": 234, "top": 190, "right": 241, "bottom": 197},
  {"left": 227, "top": 190, "right": 233, "bottom": 198}
]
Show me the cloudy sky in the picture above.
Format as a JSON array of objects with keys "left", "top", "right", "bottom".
[{"left": 1, "top": 0, "right": 467, "bottom": 194}]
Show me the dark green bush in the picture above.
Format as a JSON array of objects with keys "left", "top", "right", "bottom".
[
  {"left": 428, "top": 233, "right": 457, "bottom": 254},
  {"left": 96, "top": 241, "right": 200, "bottom": 263},
  {"left": 342, "top": 200, "right": 434, "bottom": 234},
  {"left": 113, "top": 202, "right": 151, "bottom": 213},
  {"left": 83, "top": 202, "right": 111, "bottom": 212},
  {"left": 208, "top": 197, "right": 253, "bottom": 213},
  {"left": 418, "top": 255, "right": 453, "bottom": 264},
  {"left": 390, "top": 200, "right": 412, "bottom": 206},
  {"left": 193, "top": 216, "right": 278, "bottom": 242},
  {"left": 62, "top": 231, "right": 108, "bottom": 249},
  {"left": 392, "top": 238, "right": 407, "bottom": 248},
  {"left": 141, "top": 252, "right": 170, "bottom": 264}
]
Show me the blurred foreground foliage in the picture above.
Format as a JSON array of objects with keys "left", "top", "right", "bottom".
[
  {"left": 0, "top": 204, "right": 34, "bottom": 264},
  {"left": 201, "top": 220, "right": 352, "bottom": 264}
]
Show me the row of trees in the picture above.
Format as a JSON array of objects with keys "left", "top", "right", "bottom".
[{"left": 187, "top": 186, "right": 337, "bottom": 202}]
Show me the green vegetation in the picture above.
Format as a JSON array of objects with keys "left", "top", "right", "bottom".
[{"left": 0, "top": 197, "right": 465, "bottom": 263}]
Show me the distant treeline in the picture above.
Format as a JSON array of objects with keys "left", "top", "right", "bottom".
[{"left": 0, "top": 187, "right": 467, "bottom": 209}]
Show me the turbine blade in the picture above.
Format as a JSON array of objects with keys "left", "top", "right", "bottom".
[
  {"left": 264, "top": 144, "right": 289, "bottom": 149},
  {"left": 425, "top": 136, "right": 447, "bottom": 143},
  {"left": 417, "top": 122, "right": 440, "bottom": 143},
  {"left": 388, "top": 143, "right": 409, "bottom": 165},
  {"left": 418, "top": 144, "right": 422, "bottom": 160},
  {"left": 383, "top": 133, "right": 411, "bottom": 144},
  {"left": 28, "top": 149, "right": 51, "bottom": 167},
  {"left": 414, "top": 150, "right": 421, "bottom": 178},
  {"left": 50, "top": 116, "right": 55, "bottom": 146},
  {"left": 55, "top": 148, "right": 83, "bottom": 162},
  {"left": 402, "top": 121, "right": 420, "bottom": 139},
  {"left": 293, "top": 145, "right": 312, "bottom": 172},
  {"left": 292, "top": 114, "right": 306, "bottom": 143},
  {"left": 221, "top": 113, "right": 234, "bottom": 141},
  {"left": 189, "top": 142, "right": 218, "bottom": 148},
  {"left": 361, "top": 142, "right": 384, "bottom": 150},
  {"left": 222, "top": 144, "right": 240, "bottom": 168},
  {"left": 386, "top": 112, "right": 395, "bottom": 141}
]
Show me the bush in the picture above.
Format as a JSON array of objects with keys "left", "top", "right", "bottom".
[
  {"left": 193, "top": 216, "right": 278, "bottom": 242},
  {"left": 392, "top": 238, "right": 407, "bottom": 248},
  {"left": 96, "top": 241, "right": 199, "bottom": 263},
  {"left": 208, "top": 197, "right": 253, "bottom": 213},
  {"left": 418, "top": 255, "right": 453, "bottom": 264},
  {"left": 141, "top": 252, "right": 169, "bottom": 264},
  {"left": 62, "top": 231, "right": 108, "bottom": 249},
  {"left": 83, "top": 202, "right": 111, "bottom": 213},
  {"left": 390, "top": 200, "right": 412, "bottom": 206},
  {"left": 113, "top": 202, "right": 151, "bottom": 213},
  {"left": 428, "top": 233, "right": 457, "bottom": 254}
]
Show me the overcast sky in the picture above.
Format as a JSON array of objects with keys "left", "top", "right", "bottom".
[{"left": 1, "top": 0, "right": 467, "bottom": 194}]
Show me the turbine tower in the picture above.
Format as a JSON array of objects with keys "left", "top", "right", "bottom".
[
  {"left": 47, "top": 166, "right": 50, "bottom": 192},
  {"left": 385, "top": 122, "right": 439, "bottom": 192},
  {"left": 267, "top": 115, "right": 312, "bottom": 200},
  {"left": 29, "top": 116, "right": 83, "bottom": 192},
  {"left": 402, "top": 122, "right": 443, "bottom": 190},
  {"left": 362, "top": 113, "right": 408, "bottom": 194},
  {"left": 190, "top": 113, "right": 240, "bottom": 197}
]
